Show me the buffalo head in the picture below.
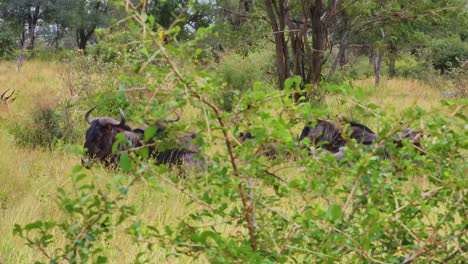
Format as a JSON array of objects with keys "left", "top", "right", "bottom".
[{"left": 82, "top": 107, "right": 131, "bottom": 167}]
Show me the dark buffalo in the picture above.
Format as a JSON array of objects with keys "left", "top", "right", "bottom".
[
  {"left": 298, "top": 119, "right": 377, "bottom": 154},
  {"left": 82, "top": 107, "right": 205, "bottom": 170},
  {"left": 134, "top": 129, "right": 206, "bottom": 170},
  {"left": 82, "top": 107, "right": 131, "bottom": 167},
  {"left": 391, "top": 128, "right": 425, "bottom": 154},
  {"left": 299, "top": 119, "right": 425, "bottom": 160}
]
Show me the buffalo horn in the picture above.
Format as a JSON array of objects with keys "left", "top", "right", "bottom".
[
  {"left": 5, "top": 89, "right": 15, "bottom": 100},
  {"left": 85, "top": 106, "right": 96, "bottom": 124},
  {"left": 163, "top": 111, "right": 181, "bottom": 123},
  {"left": 1, "top": 89, "right": 12, "bottom": 100},
  {"left": 119, "top": 108, "right": 126, "bottom": 126}
]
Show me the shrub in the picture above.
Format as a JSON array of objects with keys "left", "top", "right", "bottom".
[
  {"left": 394, "top": 54, "right": 428, "bottom": 78},
  {"left": 326, "top": 55, "right": 375, "bottom": 83},
  {"left": 428, "top": 36, "right": 468, "bottom": 74},
  {"left": 216, "top": 49, "right": 275, "bottom": 111},
  {"left": 9, "top": 104, "right": 80, "bottom": 150},
  {"left": 0, "top": 22, "right": 17, "bottom": 58},
  {"left": 10, "top": 107, "right": 62, "bottom": 149}
]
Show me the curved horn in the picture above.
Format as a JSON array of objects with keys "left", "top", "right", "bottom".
[
  {"left": 163, "top": 111, "right": 180, "bottom": 123},
  {"left": 1, "top": 89, "right": 11, "bottom": 100},
  {"left": 4, "top": 89, "right": 15, "bottom": 100},
  {"left": 119, "top": 108, "right": 126, "bottom": 126},
  {"left": 85, "top": 106, "right": 96, "bottom": 124}
]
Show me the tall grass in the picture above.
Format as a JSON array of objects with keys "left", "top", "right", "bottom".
[{"left": 0, "top": 60, "right": 450, "bottom": 263}]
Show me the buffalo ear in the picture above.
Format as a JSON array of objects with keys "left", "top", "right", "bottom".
[{"left": 239, "top": 132, "right": 244, "bottom": 137}]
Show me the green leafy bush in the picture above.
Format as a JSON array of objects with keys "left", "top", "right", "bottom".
[
  {"left": 394, "top": 54, "right": 428, "bottom": 78},
  {"left": 0, "top": 22, "right": 17, "bottom": 58},
  {"left": 10, "top": 106, "right": 73, "bottom": 149},
  {"left": 216, "top": 50, "right": 275, "bottom": 111},
  {"left": 429, "top": 36, "right": 468, "bottom": 73}
]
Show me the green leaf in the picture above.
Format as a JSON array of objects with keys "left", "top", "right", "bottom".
[
  {"left": 119, "top": 153, "right": 132, "bottom": 173},
  {"left": 96, "top": 256, "right": 108, "bottom": 264},
  {"left": 147, "top": 15, "right": 156, "bottom": 28},
  {"left": 454, "top": 113, "right": 466, "bottom": 121},
  {"left": 144, "top": 126, "right": 157, "bottom": 142},
  {"left": 73, "top": 173, "right": 86, "bottom": 183},
  {"left": 326, "top": 204, "right": 343, "bottom": 223},
  {"left": 24, "top": 221, "right": 43, "bottom": 230},
  {"left": 72, "top": 165, "right": 83, "bottom": 173}
]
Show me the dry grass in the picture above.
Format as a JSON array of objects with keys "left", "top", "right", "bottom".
[
  {"left": 354, "top": 77, "right": 442, "bottom": 112},
  {"left": 0, "top": 60, "right": 462, "bottom": 263}
]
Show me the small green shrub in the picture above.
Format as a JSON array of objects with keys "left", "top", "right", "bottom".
[
  {"left": 326, "top": 56, "right": 374, "bottom": 83},
  {"left": 10, "top": 104, "right": 80, "bottom": 150},
  {"left": 394, "top": 54, "right": 428, "bottom": 78},
  {"left": 11, "top": 107, "right": 62, "bottom": 149},
  {"left": 216, "top": 50, "right": 275, "bottom": 111},
  {"left": 0, "top": 22, "right": 17, "bottom": 58},
  {"left": 429, "top": 36, "right": 468, "bottom": 73}
]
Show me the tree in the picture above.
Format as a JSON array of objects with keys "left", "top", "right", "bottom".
[
  {"left": 145, "top": 0, "right": 214, "bottom": 39},
  {"left": 58, "top": 0, "right": 110, "bottom": 53},
  {"left": 262, "top": 0, "right": 467, "bottom": 91},
  {"left": 0, "top": 20, "right": 17, "bottom": 56},
  {"left": 0, "top": 0, "right": 56, "bottom": 50}
]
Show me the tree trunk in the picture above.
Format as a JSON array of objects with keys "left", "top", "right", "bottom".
[
  {"left": 388, "top": 43, "right": 397, "bottom": 78},
  {"left": 373, "top": 50, "right": 384, "bottom": 87},
  {"left": 76, "top": 28, "right": 95, "bottom": 54},
  {"left": 329, "top": 31, "right": 348, "bottom": 77},
  {"left": 310, "top": 0, "right": 326, "bottom": 86},
  {"left": 24, "top": 4, "right": 41, "bottom": 51},
  {"left": 265, "top": 0, "right": 290, "bottom": 90},
  {"left": 287, "top": 20, "right": 305, "bottom": 83},
  {"left": 25, "top": 22, "right": 36, "bottom": 50}
]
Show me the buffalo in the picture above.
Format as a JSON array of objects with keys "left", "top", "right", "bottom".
[
  {"left": 299, "top": 119, "right": 377, "bottom": 154},
  {"left": 390, "top": 128, "right": 425, "bottom": 155},
  {"left": 82, "top": 107, "right": 132, "bottom": 167},
  {"left": 82, "top": 107, "right": 205, "bottom": 171},
  {"left": 299, "top": 119, "right": 424, "bottom": 160}
]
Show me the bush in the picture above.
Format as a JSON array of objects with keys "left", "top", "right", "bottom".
[
  {"left": 394, "top": 54, "right": 428, "bottom": 78},
  {"left": 216, "top": 49, "right": 275, "bottom": 111},
  {"left": 429, "top": 36, "right": 468, "bottom": 73},
  {"left": 11, "top": 106, "right": 61, "bottom": 149},
  {"left": 326, "top": 56, "right": 375, "bottom": 83},
  {"left": 10, "top": 104, "right": 79, "bottom": 150},
  {"left": 0, "top": 22, "right": 17, "bottom": 58}
]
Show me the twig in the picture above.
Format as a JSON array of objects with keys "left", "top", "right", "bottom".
[
  {"left": 402, "top": 230, "right": 467, "bottom": 264},
  {"left": 394, "top": 186, "right": 446, "bottom": 214},
  {"left": 343, "top": 183, "right": 357, "bottom": 220},
  {"left": 160, "top": 175, "right": 214, "bottom": 210}
]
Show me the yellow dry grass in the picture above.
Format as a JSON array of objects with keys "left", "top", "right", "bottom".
[
  {"left": 0, "top": 60, "right": 464, "bottom": 263},
  {"left": 354, "top": 77, "right": 441, "bottom": 112}
]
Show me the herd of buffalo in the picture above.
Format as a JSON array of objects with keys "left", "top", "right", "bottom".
[
  {"left": 82, "top": 107, "right": 424, "bottom": 171},
  {"left": 82, "top": 107, "right": 205, "bottom": 170}
]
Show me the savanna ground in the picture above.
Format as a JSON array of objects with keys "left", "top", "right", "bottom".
[{"left": 0, "top": 59, "right": 466, "bottom": 263}]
